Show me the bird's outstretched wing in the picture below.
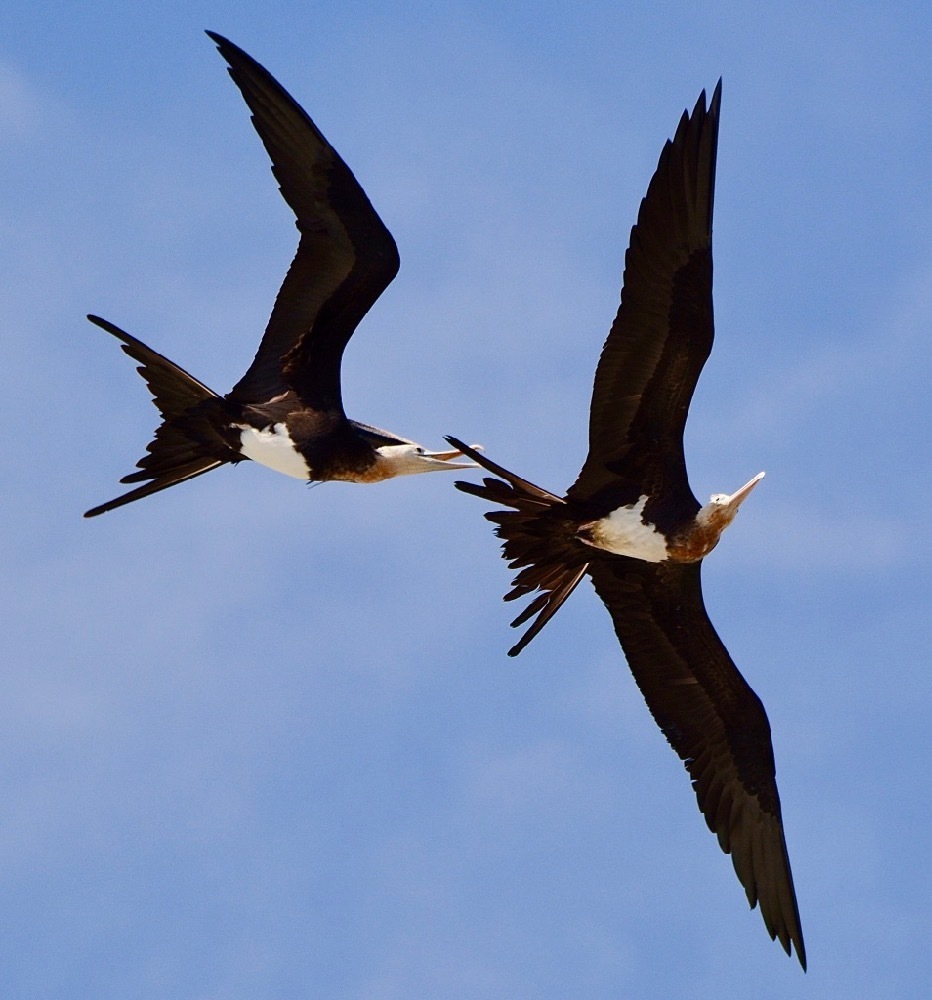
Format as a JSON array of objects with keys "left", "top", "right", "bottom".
[
  {"left": 208, "top": 32, "right": 400, "bottom": 410},
  {"left": 568, "top": 82, "right": 721, "bottom": 518},
  {"left": 586, "top": 556, "right": 806, "bottom": 968}
]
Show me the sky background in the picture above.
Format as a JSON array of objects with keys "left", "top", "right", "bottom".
[{"left": 2, "top": 2, "right": 930, "bottom": 997}]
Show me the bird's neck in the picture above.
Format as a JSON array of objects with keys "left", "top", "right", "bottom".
[{"left": 666, "top": 505, "right": 731, "bottom": 562}]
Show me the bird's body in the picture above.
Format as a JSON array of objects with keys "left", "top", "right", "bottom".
[
  {"left": 85, "top": 32, "right": 470, "bottom": 519},
  {"left": 450, "top": 82, "right": 806, "bottom": 968}
]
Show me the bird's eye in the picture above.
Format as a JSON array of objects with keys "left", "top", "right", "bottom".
[{"left": 416, "top": 447, "right": 425, "bottom": 455}]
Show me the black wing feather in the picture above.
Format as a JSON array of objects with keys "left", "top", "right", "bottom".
[
  {"left": 207, "top": 32, "right": 400, "bottom": 410},
  {"left": 587, "top": 557, "right": 806, "bottom": 969},
  {"left": 568, "top": 82, "right": 721, "bottom": 515}
]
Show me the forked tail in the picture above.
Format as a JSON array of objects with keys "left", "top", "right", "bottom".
[
  {"left": 446, "top": 437, "right": 590, "bottom": 655},
  {"left": 84, "top": 315, "right": 239, "bottom": 517}
]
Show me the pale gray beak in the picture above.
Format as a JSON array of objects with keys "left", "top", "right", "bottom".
[
  {"left": 721, "top": 471, "right": 765, "bottom": 517},
  {"left": 422, "top": 443, "right": 483, "bottom": 469}
]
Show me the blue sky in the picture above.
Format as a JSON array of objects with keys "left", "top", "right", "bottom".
[{"left": 2, "top": 2, "right": 930, "bottom": 997}]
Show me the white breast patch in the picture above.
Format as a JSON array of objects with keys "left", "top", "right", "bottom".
[
  {"left": 587, "top": 496, "right": 669, "bottom": 563},
  {"left": 236, "top": 423, "right": 311, "bottom": 480}
]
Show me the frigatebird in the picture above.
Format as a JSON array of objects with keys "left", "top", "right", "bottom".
[
  {"left": 448, "top": 82, "right": 806, "bottom": 968},
  {"left": 84, "top": 32, "right": 471, "bottom": 519}
]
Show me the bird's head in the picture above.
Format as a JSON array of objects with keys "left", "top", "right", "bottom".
[
  {"left": 697, "top": 471, "right": 765, "bottom": 535},
  {"left": 667, "top": 472, "right": 765, "bottom": 562},
  {"left": 373, "top": 442, "right": 479, "bottom": 478}
]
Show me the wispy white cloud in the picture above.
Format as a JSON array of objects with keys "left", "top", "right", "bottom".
[{"left": 0, "top": 60, "right": 40, "bottom": 136}]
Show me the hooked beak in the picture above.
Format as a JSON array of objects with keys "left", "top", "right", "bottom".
[
  {"left": 722, "top": 471, "right": 765, "bottom": 516},
  {"left": 420, "top": 443, "right": 483, "bottom": 470}
]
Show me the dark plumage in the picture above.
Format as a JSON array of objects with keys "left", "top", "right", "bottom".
[
  {"left": 85, "top": 32, "right": 470, "bottom": 519},
  {"left": 449, "top": 82, "right": 806, "bottom": 968}
]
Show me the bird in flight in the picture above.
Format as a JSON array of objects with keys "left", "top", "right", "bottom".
[
  {"left": 85, "top": 31, "right": 472, "bottom": 519},
  {"left": 449, "top": 81, "right": 806, "bottom": 968}
]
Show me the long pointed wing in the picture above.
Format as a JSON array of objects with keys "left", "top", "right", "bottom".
[
  {"left": 587, "top": 556, "right": 806, "bottom": 968},
  {"left": 208, "top": 32, "right": 400, "bottom": 410},
  {"left": 568, "top": 82, "right": 721, "bottom": 509}
]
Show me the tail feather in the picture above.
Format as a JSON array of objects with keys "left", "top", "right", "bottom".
[
  {"left": 85, "top": 315, "right": 239, "bottom": 517},
  {"left": 447, "top": 437, "right": 589, "bottom": 655},
  {"left": 84, "top": 460, "right": 225, "bottom": 518},
  {"left": 506, "top": 565, "right": 588, "bottom": 656}
]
